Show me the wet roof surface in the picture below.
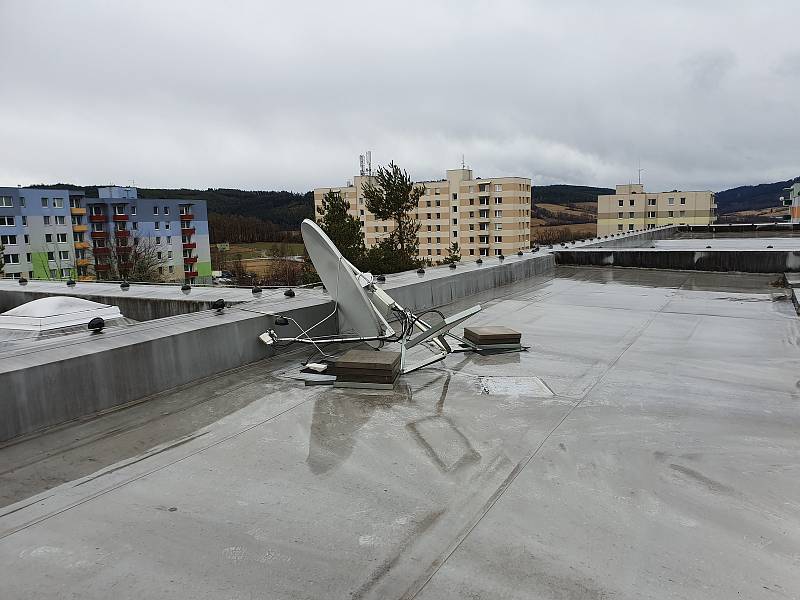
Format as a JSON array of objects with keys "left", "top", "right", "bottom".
[
  {"left": 624, "top": 236, "right": 800, "bottom": 250},
  {"left": 1, "top": 267, "right": 799, "bottom": 599}
]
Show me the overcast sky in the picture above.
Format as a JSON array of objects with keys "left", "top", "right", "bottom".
[{"left": 1, "top": 1, "right": 798, "bottom": 193}]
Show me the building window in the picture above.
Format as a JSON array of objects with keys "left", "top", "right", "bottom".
[
  {"left": 0, "top": 197, "right": 12, "bottom": 207},
  {"left": 618, "top": 212, "right": 623, "bottom": 219},
  {"left": 680, "top": 197, "right": 686, "bottom": 204},
  {"left": 648, "top": 199, "right": 656, "bottom": 206},
  {"left": 60, "top": 268, "right": 71, "bottom": 277},
  {"left": 153, "top": 206, "right": 159, "bottom": 215},
  {"left": 0, "top": 216, "right": 15, "bottom": 226},
  {"left": 132, "top": 222, "right": 138, "bottom": 230},
  {"left": 131, "top": 205, "right": 137, "bottom": 215},
  {"left": 628, "top": 224, "right": 634, "bottom": 231},
  {"left": 53, "top": 198, "right": 64, "bottom": 208},
  {"left": 114, "top": 205, "right": 125, "bottom": 215},
  {"left": 494, "top": 236, "right": 502, "bottom": 243},
  {"left": 43, "top": 216, "right": 51, "bottom": 225},
  {"left": 494, "top": 223, "right": 502, "bottom": 231},
  {"left": 434, "top": 189, "right": 440, "bottom": 195},
  {"left": 55, "top": 216, "right": 65, "bottom": 225},
  {"left": 0, "top": 235, "right": 16, "bottom": 245},
  {"left": 494, "top": 248, "right": 502, "bottom": 255},
  {"left": 495, "top": 210, "right": 502, "bottom": 218},
  {"left": 21, "top": 216, "right": 26, "bottom": 226},
  {"left": 494, "top": 184, "right": 502, "bottom": 192},
  {"left": 452, "top": 218, "right": 458, "bottom": 225},
  {"left": 90, "top": 205, "right": 103, "bottom": 216},
  {"left": 617, "top": 224, "right": 623, "bottom": 231},
  {"left": 648, "top": 211, "right": 656, "bottom": 218},
  {"left": 668, "top": 211, "right": 674, "bottom": 217},
  {"left": 3, "top": 254, "right": 19, "bottom": 264},
  {"left": 668, "top": 198, "right": 674, "bottom": 205},
  {"left": 154, "top": 222, "right": 160, "bottom": 230},
  {"left": 494, "top": 197, "right": 502, "bottom": 204},
  {"left": 92, "top": 223, "right": 104, "bottom": 232},
  {"left": 156, "top": 237, "right": 161, "bottom": 244},
  {"left": 165, "top": 222, "right": 170, "bottom": 230},
  {"left": 163, "top": 206, "right": 169, "bottom": 215},
  {"left": 59, "top": 250, "right": 69, "bottom": 260},
  {"left": 45, "top": 233, "right": 53, "bottom": 243},
  {"left": 168, "top": 265, "right": 174, "bottom": 273},
  {"left": 26, "top": 253, "right": 31, "bottom": 261},
  {"left": 41, "top": 198, "right": 49, "bottom": 208},
  {"left": 57, "top": 233, "right": 67, "bottom": 243},
  {"left": 629, "top": 212, "right": 634, "bottom": 218},
  {"left": 629, "top": 199, "right": 634, "bottom": 206},
  {"left": 47, "top": 251, "right": 55, "bottom": 261},
  {"left": 69, "top": 197, "right": 81, "bottom": 208},
  {"left": 679, "top": 210, "right": 685, "bottom": 217},
  {"left": 618, "top": 200, "right": 623, "bottom": 207}
]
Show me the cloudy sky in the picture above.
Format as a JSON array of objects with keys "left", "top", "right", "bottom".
[{"left": 1, "top": 0, "right": 798, "bottom": 193}]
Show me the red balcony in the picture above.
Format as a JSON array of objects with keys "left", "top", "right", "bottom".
[
  {"left": 91, "top": 231, "right": 108, "bottom": 239},
  {"left": 184, "top": 270, "right": 198, "bottom": 278},
  {"left": 118, "top": 245, "right": 132, "bottom": 253},
  {"left": 179, "top": 212, "right": 194, "bottom": 220},
  {"left": 181, "top": 227, "right": 196, "bottom": 236},
  {"left": 112, "top": 214, "right": 129, "bottom": 222},
  {"left": 183, "top": 256, "right": 198, "bottom": 264},
  {"left": 93, "top": 247, "right": 110, "bottom": 255},
  {"left": 182, "top": 242, "right": 196, "bottom": 250},
  {"left": 114, "top": 229, "right": 130, "bottom": 238},
  {"left": 89, "top": 214, "right": 107, "bottom": 223},
  {"left": 94, "top": 263, "right": 110, "bottom": 271}
]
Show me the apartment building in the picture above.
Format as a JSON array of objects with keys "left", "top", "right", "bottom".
[
  {"left": 314, "top": 167, "right": 532, "bottom": 259},
  {"left": 780, "top": 182, "right": 800, "bottom": 223},
  {"left": 87, "top": 187, "right": 212, "bottom": 284},
  {"left": 1, "top": 186, "right": 211, "bottom": 284},
  {"left": 597, "top": 184, "right": 716, "bottom": 235}
]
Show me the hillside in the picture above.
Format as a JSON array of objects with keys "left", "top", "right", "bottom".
[
  {"left": 715, "top": 177, "right": 799, "bottom": 214},
  {"left": 534, "top": 184, "right": 614, "bottom": 205}
]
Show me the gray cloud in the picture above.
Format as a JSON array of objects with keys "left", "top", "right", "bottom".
[{"left": 0, "top": 0, "right": 798, "bottom": 193}]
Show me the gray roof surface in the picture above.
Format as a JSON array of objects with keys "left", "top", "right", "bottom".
[{"left": 1, "top": 267, "right": 798, "bottom": 599}]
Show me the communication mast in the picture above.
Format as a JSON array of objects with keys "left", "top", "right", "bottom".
[{"left": 359, "top": 151, "right": 373, "bottom": 176}]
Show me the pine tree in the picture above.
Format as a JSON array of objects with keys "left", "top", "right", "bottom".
[
  {"left": 316, "top": 190, "right": 365, "bottom": 265},
  {"left": 361, "top": 161, "right": 424, "bottom": 270},
  {"left": 442, "top": 242, "right": 461, "bottom": 264}
]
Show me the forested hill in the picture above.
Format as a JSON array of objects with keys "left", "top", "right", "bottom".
[
  {"left": 715, "top": 177, "right": 799, "bottom": 214},
  {"left": 136, "top": 188, "right": 314, "bottom": 229},
  {"left": 534, "top": 184, "right": 614, "bottom": 205}
]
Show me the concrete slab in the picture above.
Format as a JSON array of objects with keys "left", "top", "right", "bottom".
[{"left": 0, "top": 267, "right": 798, "bottom": 599}]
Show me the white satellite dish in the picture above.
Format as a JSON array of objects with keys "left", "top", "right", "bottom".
[
  {"left": 261, "top": 219, "right": 491, "bottom": 373},
  {"left": 301, "top": 219, "right": 388, "bottom": 339}
]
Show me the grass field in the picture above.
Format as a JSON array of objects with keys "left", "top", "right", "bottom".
[{"left": 227, "top": 241, "right": 305, "bottom": 258}]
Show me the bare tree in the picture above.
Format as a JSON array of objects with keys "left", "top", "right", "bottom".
[{"left": 91, "top": 233, "right": 165, "bottom": 281}]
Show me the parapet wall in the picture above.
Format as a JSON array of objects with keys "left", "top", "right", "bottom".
[
  {"left": 0, "top": 252, "right": 557, "bottom": 442},
  {"left": 555, "top": 249, "right": 800, "bottom": 273}
]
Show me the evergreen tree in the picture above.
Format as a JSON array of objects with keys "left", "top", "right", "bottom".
[
  {"left": 316, "top": 190, "right": 365, "bottom": 265},
  {"left": 361, "top": 161, "right": 424, "bottom": 270},
  {"left": 442, "top": 242, "right": 461, "bottom": 264}
]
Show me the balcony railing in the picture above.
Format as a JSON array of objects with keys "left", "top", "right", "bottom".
[
  {"left": 114, "top": 229, "right": 130, "bottom": 238},
  {"left": 118, "top": 245, "right": 132, "bottom": 253},
  {"left": 179, "top": 212, "right": 194, "bottom": 220},
  {"left": 93, "top": 247, "right": 110, "bottom": 255},
  {"left": 112, "top": 214, "right": 129, "bottom": 222},
  {"left": 182, "top": 242, "right": 196, "bottom": 250},
  {"left": 73, "top": 241, "right": 90, "bottom": 250},
  {"left": 70, "top": 207, "right": 86, "bottom": 216},
  {"left": 94, "top": 263, "right": 110, "bottom": 271},
  {"left": 181, "top": 227, "right": 196, "bottom": 235},
  {"left": 89, "top": 214, "right": 106, "bottom": 223},
  {"left": 184, "top": 270, "right": 198, "bottom": 278},
  {"left": 183, "top": 256, "right": 198, "bottom": 264},
  {"left": 72, "top": 224, "right": 88, "bottom": 233},
  {"left": 91, "top": 231, "right": 108, "bottom": 239},
  {"left": 76, "top": 258, "right": 90, "bottom": 266}
]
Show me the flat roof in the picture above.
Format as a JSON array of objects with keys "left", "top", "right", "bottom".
[{"left": 0, "top": 267, "right": 798, "bottom": 599}]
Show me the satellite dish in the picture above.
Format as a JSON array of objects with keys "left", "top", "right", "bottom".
[
  {"left": 301, "top": 219, "right": 390, "bottom": 339},
  {"left": 261, "top": 219, "right": 495, "bottom": 373}
]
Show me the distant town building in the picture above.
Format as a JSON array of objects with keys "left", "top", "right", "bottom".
[
  {"left": 314, "top": 168, "right": 532, "bottom": 259},
  {"left": 0, "top": 186, "right": 211, "bottom": 283},
  {"left": 597, "top": 184, "right": 716, "bottom": 235},
  {"left": 780, "top": 182, "right": 800, "bottom": 223}
]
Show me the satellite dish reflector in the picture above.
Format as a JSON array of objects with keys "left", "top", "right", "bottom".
[{"left": 300, "top": 219, "right": 387, "bottom": 338}]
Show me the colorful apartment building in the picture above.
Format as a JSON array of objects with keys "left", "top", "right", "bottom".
[
  {"left": 597, "top": 184, "right": 716, "bottom": 236},
  {"left": 314, "top": 167, "right": 532, "bottom": 259},
  {"left": 780, "top": 182, "right": 800, "bottom": 223},
  {"left": 1, "top": 186, "right": 211, "bottom": 284}
]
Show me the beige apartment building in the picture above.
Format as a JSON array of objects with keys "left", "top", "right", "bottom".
[
  {"left": 314, "top": 168, "right": 532, "bottom": 260},
  {"left": 597, "top": 184, "right": 716, "bottom": 235}
]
